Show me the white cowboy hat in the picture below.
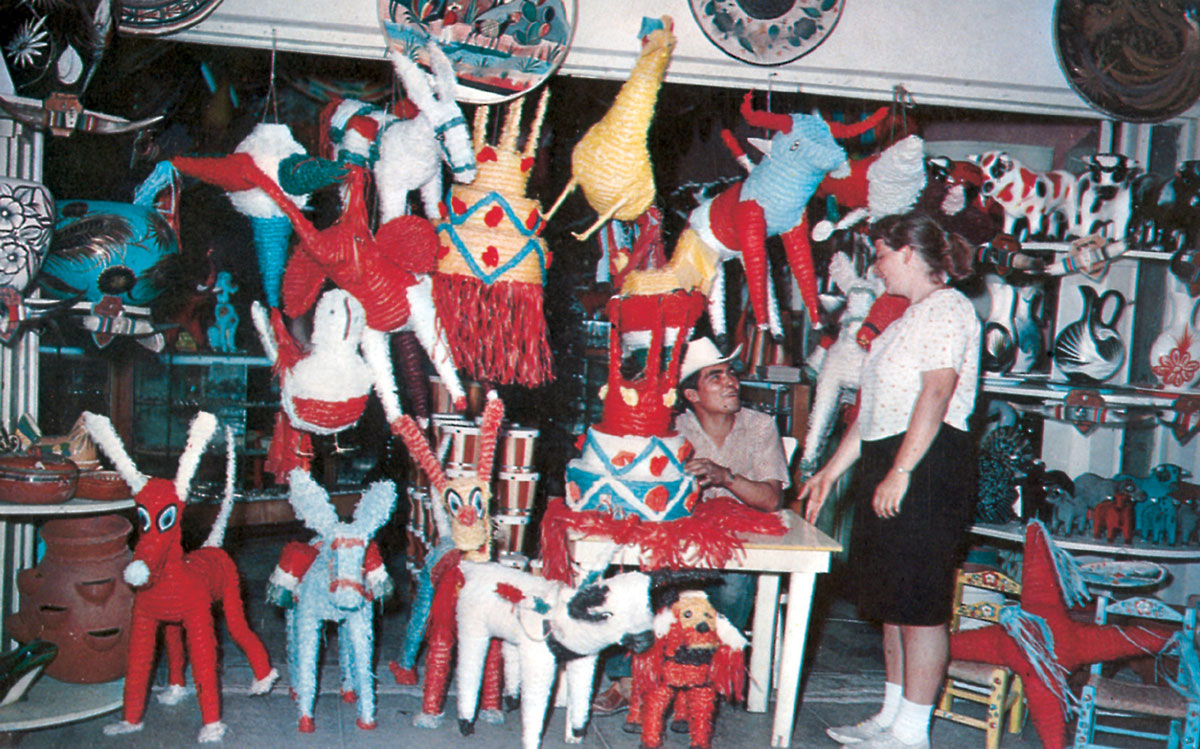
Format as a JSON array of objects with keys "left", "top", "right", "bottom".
[{"left": 679, "top": 337, "right": 742, "bottom": 383}]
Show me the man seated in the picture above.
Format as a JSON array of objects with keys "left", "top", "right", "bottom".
[{"left": 593, "top": 336, "right": 790, "bottom": 715}]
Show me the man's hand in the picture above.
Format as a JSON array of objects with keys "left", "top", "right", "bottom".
[{"left": 685, "top": 458, "right": 732, "bottom": 490}]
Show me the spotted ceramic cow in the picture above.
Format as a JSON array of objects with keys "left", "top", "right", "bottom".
[
  {"left": 973, "top": 151, "right": 1076, "bottom": 240},
  {"left": 1072, "top": 153, "right": 1140, "bottom": 240}
]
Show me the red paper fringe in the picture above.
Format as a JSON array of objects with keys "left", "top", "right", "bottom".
[
  {"left": 432, "top": 275, "right": 553, "bottom": 388},
  {"left": 538, "top": 497, "right": 787, "bottom": 583}
]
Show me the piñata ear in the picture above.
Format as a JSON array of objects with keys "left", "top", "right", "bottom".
[
  {"left": 82, "top": 411, "right": 148, "bottom": 494},
  {"left": 175, "top": 412, "right": 218, "bottom": 501},
  {"left": 476, "top": 392, "right": 506, "bottom": 481},
  {"left": 393, "top": 414, "right": 449, "bottom": 492}
]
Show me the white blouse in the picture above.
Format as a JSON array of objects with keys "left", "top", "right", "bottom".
[{"left": 857, "top": 288, "right": 981, "bottom": 441}]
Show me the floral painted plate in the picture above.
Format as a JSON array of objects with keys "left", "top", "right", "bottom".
[
  {"left": 1079, "top": 560, "right": 1167, "bottom": 589},
  {"left": 117, "top": 0, "right": 226, "bottom": 36},
  {"left": 378, "top": 0, "right": 576, "bottom": 104},
  {"left": 688, "top": 0, "right": 844, "bottom": 67}
]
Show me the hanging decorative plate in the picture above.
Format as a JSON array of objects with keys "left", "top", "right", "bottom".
[
  {"left": 1053, "top": 0, "right": 1200, "bottom": 122},
  {"left": 687, "top": 0, "right": 844, "bottom": 67},
  {"left": 378, "top": 0, "right": 576, "bottom": 104},
  {"left": 116, "top": 0, "right": 225, "bottom": 36}
]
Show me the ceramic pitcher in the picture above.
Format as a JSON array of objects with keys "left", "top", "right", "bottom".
[{"left": 1052, "top": 285, "right": 1126, "bottom": 383}]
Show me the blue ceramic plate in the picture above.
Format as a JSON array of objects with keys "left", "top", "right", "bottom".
[
  {"left": 688, "top": 0, "right": 844, "bottom": 67},
  {"left": 117, "top": 0, "right": 225, "bottom": 36},
  {"left": 378, "top": 0, "right": 576, "bottom": 104}
]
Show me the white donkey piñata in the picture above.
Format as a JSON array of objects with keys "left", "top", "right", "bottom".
[
  {"left": 455, "top": 561, "right": 720, "bottom": 749},
  {"left": 800, "top": 249, "right": 885, "bottom": 476},
  {"left": 324, "top": 42, "right": 477, "bottom": 221},
  {"left": 275, "top": 469, "right": 397, "bottom": 733}
]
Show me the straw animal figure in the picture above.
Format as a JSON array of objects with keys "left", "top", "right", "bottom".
[
  {"left": 627, "top": 589, "right": 747, "bottom": 749},
  {"left": 454, "top": 562, "right": 722, "bottom": 749},
  {"left": 83, "top": 411, "right": 277, "bottom": 743},
  {"left": 273, "top": 469, "right": 397, "bottom": 732},
  {"left": 800, "top": 251, "right": 886, "bottom": 475},
  {"left": 620, "top": 93, "right": 889, "bottom": 337},
  {"left": 321, "top": 42, "right": 477, "bottom": 222},
  {"left": 387, "top": 392, "right": 507, "bottom": 727},
  {"left": 542, "top": 16, "right": 676, "bottom": 242},
  {"left": 434, "top": 90, "right": 555, "bottom": 387},
  {"left": 251, "top": 290, "right": 384, "bottom": 480}
]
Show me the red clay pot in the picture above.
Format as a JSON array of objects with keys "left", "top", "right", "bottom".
[
  {"left": 0, "top": 455, "right": 78, "bottom": 505},
  {"left": 6, "top": 515, "right": 134, "bottom": 683}
]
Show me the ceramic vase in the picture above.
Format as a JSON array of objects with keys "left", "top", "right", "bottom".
[
  {"left": 1052, "top": 286, "right": 1126, "bottom": 383},
  {"left": 5, "top": 515, "right": 133, "bottom": 683},
  {"left": 1010, "top": 283, "right": 1047, "bottom": 374},
  {"left": 0, "top": 177, "right": 55, "bottom": 293},
  {"left": 1150, "top": 289, "right": 1200, "bottom": 387},
  {"left": 981, "top": 274, "right": 1017, "bottom": 373}
]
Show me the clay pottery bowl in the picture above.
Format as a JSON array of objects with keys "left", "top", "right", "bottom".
[
  {"left": 0, "top": 455, "right": 79, "bottom": 505},
  {"left": 74, "top": 470, "right": 132, "bottom": 501}
]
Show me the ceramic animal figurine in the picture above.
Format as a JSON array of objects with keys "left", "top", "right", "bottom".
[
  {"left": 1177, "top": 499, "right": 1200, "bottom": 545},
  {"left": 1089, "top": 481, "right": 1138, "bottom": 544},
  {"left": 1052, "top": 285, "right": 1126, "bottom": 383},
  {"left": 1116, "top": 463, "right": 1191, "bottom": 502},
  {"left": 800, "top": 251, "right": 885, "bottom": 474},
  {"left": 1135, "top": 494, "right": 1179, "bottom": 545},
  {"left": 453, "top": 562, "right": 718, "bottom": 749},
  {"left": 1072, "top": 153, "right": 1140, "bottom": 240},
  {"left": 543, "top": 16, "right": 676, "bottom": 242},
  {"left": 917, "top": 156, "right": 1002, "bottom": 245},
  {"left": 1129, "top": 160, "right": 1200, "bottom": 253},
  {"left": 82, "top": 411, "right": 277, "bottom": 742},
  {"left": 206, "top": 271, "right": 239, "bottom": 353},
  {"left": 387, "top": 393, "right": 506, "bottom": 727},
  {"left": 1047, "top": 485, "right": 1089, "bottom": 536},
  {"left": 975, "top": 423, "right": 1037, "bottom": 524},
  {"left": 972, "top": 151, "right": 1077, "bottom": 240},
  {"left": 275, "top": 469, "right": 397, "bottom": 732},
  {"left": 322, "top": 41, "right": 477, "bottom": 222},
  {"left": 621, "top": 93, "right": 889, "bottom": 337}
]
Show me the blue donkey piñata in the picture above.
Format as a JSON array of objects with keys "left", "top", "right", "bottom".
[{"left": 270, "top": 469, "right": 396, "bottom": 732}]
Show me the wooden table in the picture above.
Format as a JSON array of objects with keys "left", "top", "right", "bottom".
[{"left": 568, "top": 509, "right": 841, "bottom": 748}]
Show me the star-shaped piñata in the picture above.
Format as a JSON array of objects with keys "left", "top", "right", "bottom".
[{"left": 949, "top": 521, "right": 1173, "bottom": 749}]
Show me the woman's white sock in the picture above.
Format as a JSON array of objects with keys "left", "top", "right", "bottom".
[
  {"left": 875, "top": 682, "right": 903, "bottom": 727},
  {"left": 892, "top": 696, "right": 933, "bottom": 744}
]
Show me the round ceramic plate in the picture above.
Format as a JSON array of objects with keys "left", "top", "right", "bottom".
[
  {"left": 688, "top": 0, "right": 844, "bottom": 67},
  {"left": 1079, "top": 560, "right": 1167, "bottom": 589},
  {"left": 117, "top": 0, "right": 225, "bottom": 35},
  {"left": 1054, "top": 0, "right": 1200, "bottom": 122},
  {"left": 378, "top": 0, "right": 576, "bottom": 104}
]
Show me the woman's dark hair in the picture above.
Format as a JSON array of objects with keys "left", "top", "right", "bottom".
[{"left": 868, "top": 211, "right": 975, "bottom": 281}]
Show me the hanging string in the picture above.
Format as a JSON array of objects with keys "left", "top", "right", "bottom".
[
  {"left": 890, "top": 84, "right": 914, "bottom": 145},
  {"left": 262, "top": 29, "right": 280, "bottom": 124}
]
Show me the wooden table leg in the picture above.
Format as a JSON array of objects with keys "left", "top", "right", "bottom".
[
  {"left": 772, "top": 571, "right": 816, "bottom": 748},
  {"left": 747, "top": 572, "right": 781, "bottom": 713}
]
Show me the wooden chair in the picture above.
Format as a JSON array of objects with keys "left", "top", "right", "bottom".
[
  {"left": 935, "top": 567, "right": 1026, "bottom": 749},
  {"left": 1073, "top": 593, "right": 1200, "bottom": 749}
]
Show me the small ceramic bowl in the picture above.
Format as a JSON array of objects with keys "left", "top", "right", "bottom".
[
  {"left": 75, "top": 470, "right": 132, "bottom": 501},
  {"left": 0, "top": 455, "right": 79, "bottom": 505}
]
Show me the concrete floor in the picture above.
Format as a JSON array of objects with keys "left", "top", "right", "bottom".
[{"left": 2, "top": 524, "right": 1167, "bottom": 747}]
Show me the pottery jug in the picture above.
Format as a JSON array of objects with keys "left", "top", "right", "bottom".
[
  {"left": 1010, "top": 283, "right": 1047, "bottom": 374},
  {"left": 981, "top": 275, "right": 1017, "bottom": 373},
  {"left": 5, "top": 514, "right": 133, "bottom": 683},
  {"left": 1150, "top": 289, "right": 1200, "bottom": 387},
  {"left": 0, "top": 177, "right": 55, "bottom": 293},
  {"left": 1052, "top": 286, "right": 1126, "bottom": 383}
]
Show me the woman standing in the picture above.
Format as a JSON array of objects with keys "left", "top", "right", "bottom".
[{"left": 799, "top": 211, "right": 980, "bottom": 749}]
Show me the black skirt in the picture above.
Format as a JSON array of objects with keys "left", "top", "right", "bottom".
[{"left": 848, "top": 425, "right": 977, "bottom": 626}]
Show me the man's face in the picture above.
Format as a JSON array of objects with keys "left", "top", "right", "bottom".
[{"left": 685, "top": 362, "right": 740, "bottom": 415}]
